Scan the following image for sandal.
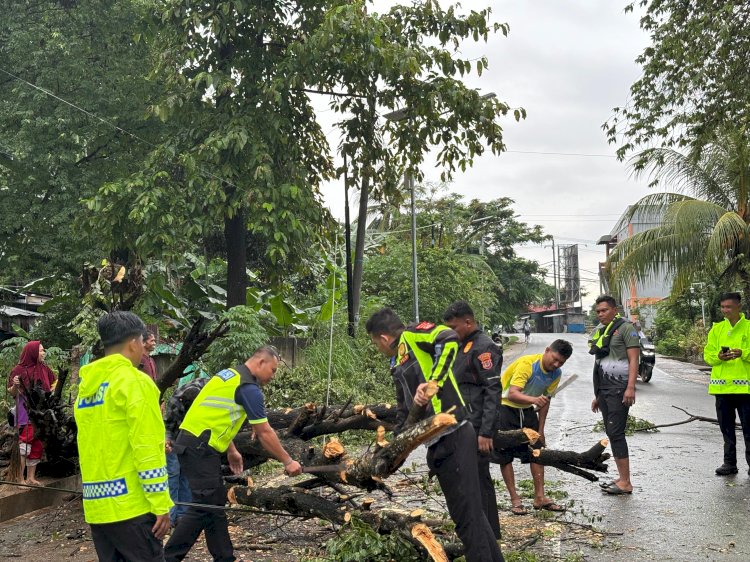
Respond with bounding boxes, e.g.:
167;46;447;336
510;503;528;516
533;500;566;512
602;483;632;495
598;480;618;489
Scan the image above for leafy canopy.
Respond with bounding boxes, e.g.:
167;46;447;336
605;1;750;158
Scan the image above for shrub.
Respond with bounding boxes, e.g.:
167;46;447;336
310;517;421;562
266;324;392;409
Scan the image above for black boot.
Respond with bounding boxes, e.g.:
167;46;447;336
715;463;738;475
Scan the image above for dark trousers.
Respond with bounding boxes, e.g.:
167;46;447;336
477;451;501;540
597;388;630;458
427;423;504;562
164;433;234;562
715;394;750;467
90;513;164;562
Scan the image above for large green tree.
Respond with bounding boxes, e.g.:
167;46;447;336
608;128;750;302
85;1;519;313
0;0;166;279
84;0;335;307
605;1;750;158
293;1;520;323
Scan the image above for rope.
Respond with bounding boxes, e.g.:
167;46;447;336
0;480;300;518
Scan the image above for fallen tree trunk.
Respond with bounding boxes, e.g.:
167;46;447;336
271;402;400;439
531;439;610;482
234;413;458;491
228;481;454;561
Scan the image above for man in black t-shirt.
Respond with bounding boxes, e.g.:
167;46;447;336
443;301;503;539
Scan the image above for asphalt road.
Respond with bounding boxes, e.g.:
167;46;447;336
511;332;750;561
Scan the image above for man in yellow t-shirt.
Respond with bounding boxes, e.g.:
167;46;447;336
498;340;572;515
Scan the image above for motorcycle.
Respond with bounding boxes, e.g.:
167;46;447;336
639;337;655;382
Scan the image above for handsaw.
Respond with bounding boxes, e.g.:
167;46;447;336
533;373;578;411
301;464;348;474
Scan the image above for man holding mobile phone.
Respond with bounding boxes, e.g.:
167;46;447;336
704;292;750;476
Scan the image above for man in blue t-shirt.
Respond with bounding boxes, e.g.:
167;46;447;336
164;347;301;562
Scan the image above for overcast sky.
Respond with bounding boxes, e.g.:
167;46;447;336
313;1;654;308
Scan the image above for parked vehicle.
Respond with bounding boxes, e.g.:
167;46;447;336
639;337;655;382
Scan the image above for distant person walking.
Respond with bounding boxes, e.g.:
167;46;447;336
523;319;531;343
704;292;750;476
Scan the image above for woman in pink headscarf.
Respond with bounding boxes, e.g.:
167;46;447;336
7;341;56;484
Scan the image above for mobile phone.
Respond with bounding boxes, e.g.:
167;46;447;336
721;346;730;353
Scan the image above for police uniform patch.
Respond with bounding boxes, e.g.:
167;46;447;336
464;341;473;353
216;369;237;382
398;342;406;358
478;352;493;370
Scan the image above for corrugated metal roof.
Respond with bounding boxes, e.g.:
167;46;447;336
0;305;42;317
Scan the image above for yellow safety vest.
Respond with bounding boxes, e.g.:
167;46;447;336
180;368;262;453
704;314;750;395
74;354;172;524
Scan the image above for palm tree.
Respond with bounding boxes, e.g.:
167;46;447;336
608;129;750;303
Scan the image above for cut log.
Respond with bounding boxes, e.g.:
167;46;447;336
531;439;610;481
412;524;450;562
493;428;540;451
404;380;439;426
341;413;457;490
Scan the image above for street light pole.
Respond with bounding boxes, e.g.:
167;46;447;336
384;91;496;322
408;170;419;321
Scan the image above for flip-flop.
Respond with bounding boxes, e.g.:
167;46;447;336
510;503;528;515
598;480;618;489
602;483;632;495
533;501;566;512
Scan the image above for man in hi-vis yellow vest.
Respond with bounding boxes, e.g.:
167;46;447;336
75;311;172;561
165;346;302;562
704;292;750;476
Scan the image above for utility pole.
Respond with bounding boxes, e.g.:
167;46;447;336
551;239;560;309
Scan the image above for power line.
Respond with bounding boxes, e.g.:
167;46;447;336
505;149;616;158
0;66;242;192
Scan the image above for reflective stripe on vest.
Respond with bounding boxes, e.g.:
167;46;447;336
400;325;464;414
180;368;249;453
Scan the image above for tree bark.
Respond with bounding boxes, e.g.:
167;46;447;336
224;206;247;308
530;439;610;481
156;317;229;395
268;402;400;439
351;171;370;325
228;482;453;561
493;427;540;451
234;413;458;491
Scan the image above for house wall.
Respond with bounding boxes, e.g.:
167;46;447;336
609;206;672;328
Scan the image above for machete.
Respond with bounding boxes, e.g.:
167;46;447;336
533;373;579;411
